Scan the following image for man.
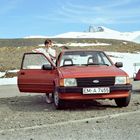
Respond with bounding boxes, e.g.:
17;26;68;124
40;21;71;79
32;39;56;104
44;39;56;103
44;39;56;61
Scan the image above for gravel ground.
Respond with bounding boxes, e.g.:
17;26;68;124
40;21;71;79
1;110;139;140
0;83;140;140
0;93;139;130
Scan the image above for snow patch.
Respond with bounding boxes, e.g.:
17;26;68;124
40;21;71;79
0;77;17;85
106;52;140;77
0;72;5;77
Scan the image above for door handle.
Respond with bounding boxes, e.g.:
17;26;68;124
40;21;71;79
20;72;25;75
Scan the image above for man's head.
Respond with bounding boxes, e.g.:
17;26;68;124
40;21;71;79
44;39;52;48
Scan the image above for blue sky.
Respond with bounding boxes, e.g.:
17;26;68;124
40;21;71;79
0;0;140;38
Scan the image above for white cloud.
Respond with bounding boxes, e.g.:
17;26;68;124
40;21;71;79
32;0;140;26
49;0;140;25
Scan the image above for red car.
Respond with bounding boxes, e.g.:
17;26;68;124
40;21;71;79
134;69;140;81
18;50;132;109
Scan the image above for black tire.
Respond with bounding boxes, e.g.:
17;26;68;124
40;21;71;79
115;92;131;107
53;88;64;109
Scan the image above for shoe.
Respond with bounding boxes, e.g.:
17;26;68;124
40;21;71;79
45;93;53;104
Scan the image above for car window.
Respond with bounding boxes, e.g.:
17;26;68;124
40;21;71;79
59;51;112;67
98;52;112;66
22;53;50;69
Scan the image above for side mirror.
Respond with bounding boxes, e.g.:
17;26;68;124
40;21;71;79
115;62;123;68
42;64;54;70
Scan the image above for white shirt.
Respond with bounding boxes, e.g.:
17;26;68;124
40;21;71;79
32;47;56;61
47;47;56;60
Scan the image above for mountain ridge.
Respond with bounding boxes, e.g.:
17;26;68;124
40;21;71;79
24;26;140;43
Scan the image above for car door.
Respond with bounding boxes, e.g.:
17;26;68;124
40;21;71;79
18;53;57;93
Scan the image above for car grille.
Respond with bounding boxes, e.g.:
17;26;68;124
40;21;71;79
76;77;115;87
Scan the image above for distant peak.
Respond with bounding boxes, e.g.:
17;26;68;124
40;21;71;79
24;35;48;39
88;25;119;33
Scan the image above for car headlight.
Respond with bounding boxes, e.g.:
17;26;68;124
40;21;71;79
115;76;130;84
60;78;77;87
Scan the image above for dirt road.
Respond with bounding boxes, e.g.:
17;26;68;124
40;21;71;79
0;83;140;140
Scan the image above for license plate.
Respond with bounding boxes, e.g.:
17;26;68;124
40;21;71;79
83;87;110;94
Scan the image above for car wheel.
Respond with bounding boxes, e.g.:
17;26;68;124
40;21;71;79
115;92;131;107
53;88;64;109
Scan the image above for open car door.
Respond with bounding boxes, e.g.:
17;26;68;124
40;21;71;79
18;53;57;93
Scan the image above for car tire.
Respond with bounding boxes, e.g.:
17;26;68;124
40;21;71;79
53;88;64;109
115;92;131;107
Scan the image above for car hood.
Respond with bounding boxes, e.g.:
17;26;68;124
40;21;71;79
58;65;128;78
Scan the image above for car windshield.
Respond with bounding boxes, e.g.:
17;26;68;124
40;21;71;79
59;51;112;67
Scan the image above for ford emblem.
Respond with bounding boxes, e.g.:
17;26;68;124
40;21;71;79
93;80;99;83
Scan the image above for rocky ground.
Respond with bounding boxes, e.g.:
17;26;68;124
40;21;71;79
0;93;139;130
0;84;140;140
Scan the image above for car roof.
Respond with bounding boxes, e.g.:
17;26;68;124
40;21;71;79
61;49;104;53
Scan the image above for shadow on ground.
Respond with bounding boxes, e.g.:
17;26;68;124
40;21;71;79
0;95;117;112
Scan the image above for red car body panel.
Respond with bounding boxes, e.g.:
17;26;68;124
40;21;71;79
59;91;129;100
134;69;140;81
58;66;126;78
18;69;57;93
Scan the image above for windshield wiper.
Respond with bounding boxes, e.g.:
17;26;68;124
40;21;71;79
61;64;78;67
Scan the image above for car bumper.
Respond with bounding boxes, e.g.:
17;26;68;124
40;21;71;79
57;84;132;100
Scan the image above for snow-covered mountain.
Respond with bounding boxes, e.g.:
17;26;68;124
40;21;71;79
53;26;140;43
24;35;48;38
24;26;140;43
